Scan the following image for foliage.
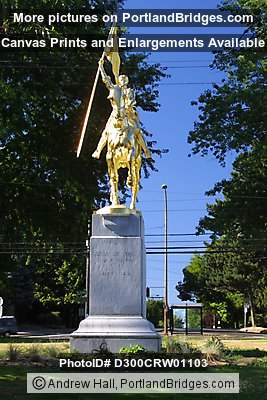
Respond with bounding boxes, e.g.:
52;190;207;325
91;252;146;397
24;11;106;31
209;302;228;323
176;253;249;328
162;336;197;354
26;344;42;362
146;299;163;328
6;344;20;361
2;341;69;361
34;258;84;306
187;309;201;329
43;345;63;358
119;344;146;354
176;255;202;302
188;0;267;165
172;313;184;329
199;143;267;242
254;357;267;368
184;0;267;328
202;336;225;362
0;0;167;323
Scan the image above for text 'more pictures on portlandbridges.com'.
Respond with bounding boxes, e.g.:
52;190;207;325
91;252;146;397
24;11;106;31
0;0;266;399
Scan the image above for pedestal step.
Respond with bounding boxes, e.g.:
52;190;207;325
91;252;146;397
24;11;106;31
70;316;161;353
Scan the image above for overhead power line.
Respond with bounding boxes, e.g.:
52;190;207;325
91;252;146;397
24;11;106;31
145;233;211;237
148;60;213;63
0;249;264;255
146;240;211;244
1;243;267;256
0;64;211;70
143;209;206;212
147;246;210;250
147;250;267;255
159;82;218;85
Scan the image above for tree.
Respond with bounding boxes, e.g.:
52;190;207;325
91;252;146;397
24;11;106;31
176;252;253;328
176;255;203;302
197;144;267;326
0;0;167;242
184;0;267;327
147;299;163;328
0;0;167;323
187;309;201;330
199;142;267;241
188;0;267;165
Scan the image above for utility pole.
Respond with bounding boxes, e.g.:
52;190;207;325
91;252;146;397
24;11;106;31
161;184;169;335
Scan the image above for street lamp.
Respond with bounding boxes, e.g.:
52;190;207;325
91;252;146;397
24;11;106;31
161;184;169;335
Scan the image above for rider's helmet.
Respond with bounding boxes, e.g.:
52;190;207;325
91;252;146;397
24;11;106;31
118;75;129;87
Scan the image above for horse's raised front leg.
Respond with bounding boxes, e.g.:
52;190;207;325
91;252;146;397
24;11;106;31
92;130;108;159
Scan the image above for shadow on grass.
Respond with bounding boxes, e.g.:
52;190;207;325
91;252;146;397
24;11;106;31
0;337;68;344
227;348;267;358
1;365;267;400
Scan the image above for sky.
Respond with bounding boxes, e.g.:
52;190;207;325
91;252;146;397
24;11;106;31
123;0;239;306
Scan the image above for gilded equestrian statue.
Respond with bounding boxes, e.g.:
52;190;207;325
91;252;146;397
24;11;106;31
92;57;151;210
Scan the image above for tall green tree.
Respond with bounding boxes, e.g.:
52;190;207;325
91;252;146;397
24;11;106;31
177;252;253;327
199;143;267;241
0;0;167;322
188;0;267;165
183;0;267;327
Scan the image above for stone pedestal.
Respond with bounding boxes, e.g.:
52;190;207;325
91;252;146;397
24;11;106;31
70;210;161;353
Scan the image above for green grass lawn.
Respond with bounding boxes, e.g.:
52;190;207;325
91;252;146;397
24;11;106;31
0;364;267;400
170;335;267;352
0;336;267;399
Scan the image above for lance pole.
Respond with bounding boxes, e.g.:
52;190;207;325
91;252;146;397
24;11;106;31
76;21;118;158
76;53;105;158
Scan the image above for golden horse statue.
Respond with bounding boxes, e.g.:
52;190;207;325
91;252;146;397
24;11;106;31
92;58;151;210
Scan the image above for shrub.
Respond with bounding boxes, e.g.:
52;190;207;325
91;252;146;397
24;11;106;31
26;344;42;362
44;346;59;358
6;344;20;361
202;336;225;361
119;344;146;354
44;342;69;358
163;337;196;354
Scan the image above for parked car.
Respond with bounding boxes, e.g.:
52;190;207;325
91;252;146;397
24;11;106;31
0;316;18;336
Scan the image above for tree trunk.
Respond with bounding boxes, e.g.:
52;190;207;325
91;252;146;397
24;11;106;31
249;295;255;327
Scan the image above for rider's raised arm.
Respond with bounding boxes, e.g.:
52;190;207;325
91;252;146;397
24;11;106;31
99;59;113;90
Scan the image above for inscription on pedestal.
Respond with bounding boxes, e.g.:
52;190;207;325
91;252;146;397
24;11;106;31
90;237;144;315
